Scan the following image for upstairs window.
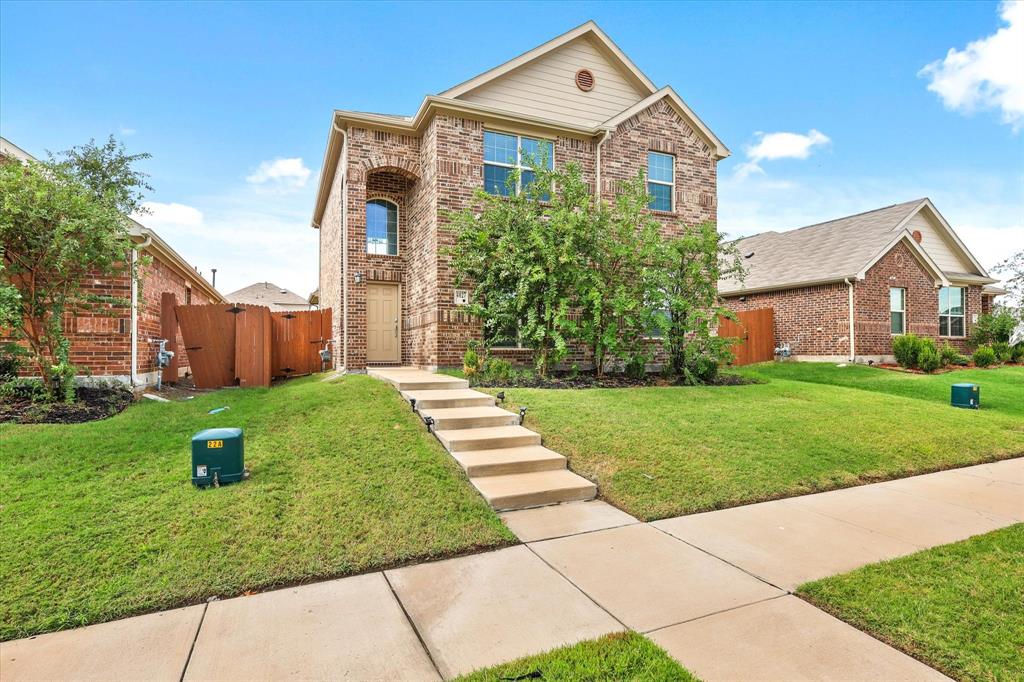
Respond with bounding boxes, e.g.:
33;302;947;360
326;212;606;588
890;287;905;335
647;151;674;212
483;131;553;198
366;199;398;255
939;286;965;337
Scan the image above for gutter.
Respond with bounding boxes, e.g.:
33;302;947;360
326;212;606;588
594;128;611;207
844;277;855;362
332;120;350;371
130;233;153;386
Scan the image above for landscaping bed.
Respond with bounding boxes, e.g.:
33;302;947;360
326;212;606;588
490;363;1024;520
799;524;1024;681
0;374;514;640
455;632;696;682
0;383;133;424
468;368;752;389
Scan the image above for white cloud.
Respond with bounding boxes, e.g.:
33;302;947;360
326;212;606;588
136;201;203;228
919;0;1024;131
245;157;311;190
735;129;831;178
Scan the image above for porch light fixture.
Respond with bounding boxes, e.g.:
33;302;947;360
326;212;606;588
353;272;364;284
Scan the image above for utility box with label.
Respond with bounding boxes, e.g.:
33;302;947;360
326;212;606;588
192;427;245;487
951;383;980;410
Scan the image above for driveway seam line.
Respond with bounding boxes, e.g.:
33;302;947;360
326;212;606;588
178;601;208;682
641;592;790;635
382;570;444;681
511;518;640;543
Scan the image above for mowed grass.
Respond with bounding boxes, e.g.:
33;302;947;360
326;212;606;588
493;364;1024;520
0;375;514;640
455;632;698;681
799;524;1024;682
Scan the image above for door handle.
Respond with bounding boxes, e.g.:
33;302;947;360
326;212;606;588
394;319;398;337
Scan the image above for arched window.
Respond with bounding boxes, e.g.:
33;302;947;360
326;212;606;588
366;199;398;255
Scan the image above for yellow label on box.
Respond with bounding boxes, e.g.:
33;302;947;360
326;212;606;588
207;440;224;449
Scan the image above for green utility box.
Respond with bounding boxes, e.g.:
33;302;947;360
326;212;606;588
191;427;245;487
951;383;980;410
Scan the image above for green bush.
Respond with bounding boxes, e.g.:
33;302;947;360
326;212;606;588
480;357;516;383
951;353;970;366
1012;344;1024;363
972;345;997;368
968;310;1017;348
917;345;941;373
624;356;646;380
892;334;923;368
0;344;24;381
462;348;480;376
990;341;1013;363
939;342;959;367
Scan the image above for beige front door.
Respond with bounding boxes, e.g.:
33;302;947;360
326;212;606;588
367;283;400;363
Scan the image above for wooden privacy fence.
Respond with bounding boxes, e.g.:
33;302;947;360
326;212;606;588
718;307;775;366
175;304;331;389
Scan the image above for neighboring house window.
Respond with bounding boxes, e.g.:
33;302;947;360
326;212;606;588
890;288;905;335
938;286;965;337
647;151;674;212
366;199;398;255
483;131;553;198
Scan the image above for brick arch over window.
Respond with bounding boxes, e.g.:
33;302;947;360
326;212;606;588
360;155;419;182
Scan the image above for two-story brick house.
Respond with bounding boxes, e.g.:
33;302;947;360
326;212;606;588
311;21;729;371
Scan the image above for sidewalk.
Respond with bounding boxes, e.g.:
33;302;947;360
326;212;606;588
3;457;1020;681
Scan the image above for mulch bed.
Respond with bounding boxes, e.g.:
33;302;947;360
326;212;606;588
0;384;134;424
875;362;1021;375
470;371;753;389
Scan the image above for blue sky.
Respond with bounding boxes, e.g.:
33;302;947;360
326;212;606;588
2;1;1022;296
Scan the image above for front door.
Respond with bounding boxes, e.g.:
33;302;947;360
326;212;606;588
367;283;400;363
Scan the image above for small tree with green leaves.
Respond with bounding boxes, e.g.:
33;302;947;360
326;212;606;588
0;136;151;401
448;156;590;377
654;222;746;383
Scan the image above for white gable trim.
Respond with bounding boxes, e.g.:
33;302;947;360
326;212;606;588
440;21;657;99
603;86;730;159
893;198;989;277
856;230;950;286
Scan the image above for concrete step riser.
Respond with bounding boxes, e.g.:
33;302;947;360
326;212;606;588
441;434;541;453
431;415;520;431
413;397;495;410
394;380;470;391
465;457;566;478
480;484;597;511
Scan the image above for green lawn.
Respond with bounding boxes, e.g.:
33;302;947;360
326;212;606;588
799;524;1024;682
0;375;514;640
491;364;1024;520
455;632;697;681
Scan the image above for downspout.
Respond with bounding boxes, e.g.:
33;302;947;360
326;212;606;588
594;129;611;207
844;277;855;362
333;120;349;370
130;233;153;386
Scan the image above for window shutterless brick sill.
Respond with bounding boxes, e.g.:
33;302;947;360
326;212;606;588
366;253;403;260
649;209;679;217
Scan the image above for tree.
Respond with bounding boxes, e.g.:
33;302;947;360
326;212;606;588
0;137;150;401
448;158;590;377
574;171;663;376
992;250;1023;320
654;222;746;383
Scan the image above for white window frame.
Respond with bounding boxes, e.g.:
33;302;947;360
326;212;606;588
365;197;399;256
890;287;906;335
483;131;554;196
938;286;966;338
647;151;675;212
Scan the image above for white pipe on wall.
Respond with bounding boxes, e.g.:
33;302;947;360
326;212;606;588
845;277;855;362
332;120;349;371
129;234;152;386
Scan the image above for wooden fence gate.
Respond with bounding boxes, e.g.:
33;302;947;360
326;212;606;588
718;308;775;366
175;304;331;389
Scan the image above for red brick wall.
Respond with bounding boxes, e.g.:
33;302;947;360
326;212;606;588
724;283;851;358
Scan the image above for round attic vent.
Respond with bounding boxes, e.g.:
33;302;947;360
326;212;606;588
912;230;923;243
575;68;595;92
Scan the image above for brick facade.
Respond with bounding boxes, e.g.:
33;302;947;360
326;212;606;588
723;240;985;361
320;98;720;370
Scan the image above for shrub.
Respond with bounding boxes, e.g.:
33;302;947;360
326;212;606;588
973;345;997;368
938;342;957;366
462;341;481;377
480;357;516;383
917;345;941;373
0;344;23;381
951;353;970;366
990;341;1013;363
624;356;646;380
892;334;923;368
968;310;1017;348
1012;344;1024;363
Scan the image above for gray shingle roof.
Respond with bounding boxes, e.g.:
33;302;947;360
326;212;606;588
720;199;927;294
226;282;309;310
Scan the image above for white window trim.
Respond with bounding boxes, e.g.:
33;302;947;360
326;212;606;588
647;151;675;212
483;131;554;196
365;197;400;256
938;286;966;338
890;287;906;336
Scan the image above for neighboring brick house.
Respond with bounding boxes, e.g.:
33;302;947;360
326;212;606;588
1;137;224;386
720;199;1003;363
311;21;729;371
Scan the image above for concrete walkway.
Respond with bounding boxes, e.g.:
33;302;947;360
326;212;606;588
3;457;1019;681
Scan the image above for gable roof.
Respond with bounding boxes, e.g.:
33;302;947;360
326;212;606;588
719;199;995;295
312;21;729;227
226;282;309;310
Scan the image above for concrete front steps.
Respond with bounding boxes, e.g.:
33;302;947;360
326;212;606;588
368;367;596;511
